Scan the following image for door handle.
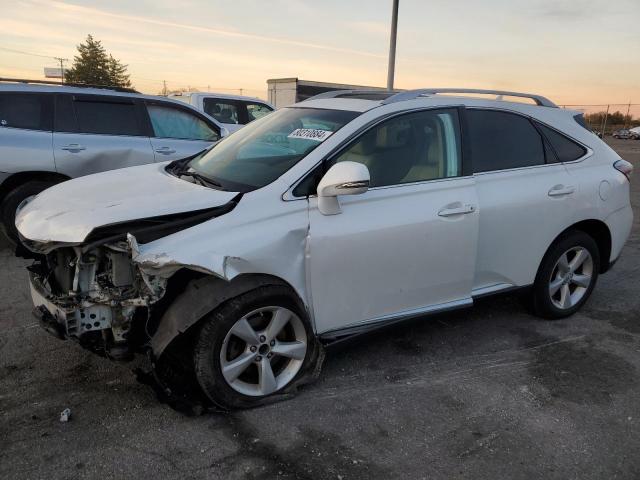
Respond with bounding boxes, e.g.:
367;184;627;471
548;185;575;197
155;147;176;155
60;144;86;152
438;203;476;217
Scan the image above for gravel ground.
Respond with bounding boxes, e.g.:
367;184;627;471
1;139;639;480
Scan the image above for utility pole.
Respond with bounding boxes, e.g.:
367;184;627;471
162;80;167;96
386;0;399;90
54;57;67;84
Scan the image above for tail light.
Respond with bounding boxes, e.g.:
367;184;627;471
614;160;633;181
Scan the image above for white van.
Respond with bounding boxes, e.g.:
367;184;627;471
168;92;274;133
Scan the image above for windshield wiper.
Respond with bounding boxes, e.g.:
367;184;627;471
179;170;225;190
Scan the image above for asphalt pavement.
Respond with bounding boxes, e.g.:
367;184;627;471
1;138;639;479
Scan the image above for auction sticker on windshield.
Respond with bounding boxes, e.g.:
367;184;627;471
287;128;333;142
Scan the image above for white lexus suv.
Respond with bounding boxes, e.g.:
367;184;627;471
16;88;634;410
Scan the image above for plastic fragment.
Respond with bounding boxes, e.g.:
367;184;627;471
59;408;71;422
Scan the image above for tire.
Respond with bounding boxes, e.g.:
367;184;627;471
193;285;321;409
531;230;600;319
0;180;58;246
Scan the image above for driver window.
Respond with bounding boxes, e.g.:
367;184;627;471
333;109;462;188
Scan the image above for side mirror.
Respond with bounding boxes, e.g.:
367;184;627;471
317;161;370;215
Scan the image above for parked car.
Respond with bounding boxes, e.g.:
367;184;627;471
168;92;274;133
629;127;640;139
17;88;633;409
0;82;228;245
612;129;633;139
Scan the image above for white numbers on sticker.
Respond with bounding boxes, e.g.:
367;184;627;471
287;128;333;142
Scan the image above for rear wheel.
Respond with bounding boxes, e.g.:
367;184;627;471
531;231;600;319
0;180;58;246
193;286;320;409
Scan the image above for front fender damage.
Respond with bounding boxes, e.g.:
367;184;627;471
130;233;253;282
127;231;323;413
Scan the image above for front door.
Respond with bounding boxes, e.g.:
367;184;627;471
146;102;221;162
307;108;479;335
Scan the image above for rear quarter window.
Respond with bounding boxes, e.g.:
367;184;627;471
535;122;587;162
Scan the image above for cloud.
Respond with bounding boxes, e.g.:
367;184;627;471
35;0;385;59
532;0;597;20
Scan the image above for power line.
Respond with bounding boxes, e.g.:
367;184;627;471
0;46;59;60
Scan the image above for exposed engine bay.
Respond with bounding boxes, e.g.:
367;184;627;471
29;240;165;359
24;194;241;360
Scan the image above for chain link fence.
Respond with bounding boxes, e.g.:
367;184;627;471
560;104;640;136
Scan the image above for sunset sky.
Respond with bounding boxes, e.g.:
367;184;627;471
1;0;639;110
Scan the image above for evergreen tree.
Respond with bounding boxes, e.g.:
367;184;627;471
65;35;133;88
107;54;132;88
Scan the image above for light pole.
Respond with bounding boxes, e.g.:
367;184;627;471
387;0;399;90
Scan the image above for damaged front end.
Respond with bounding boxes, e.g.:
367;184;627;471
29;239;166;359
26;196;241;360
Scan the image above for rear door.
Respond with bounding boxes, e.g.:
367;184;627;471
0;92;54;173
52;94;154;177
467;108;575;292
145;100;222;161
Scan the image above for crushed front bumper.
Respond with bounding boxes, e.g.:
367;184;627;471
29;272;117;341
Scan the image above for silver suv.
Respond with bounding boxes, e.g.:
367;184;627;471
0;82;226;245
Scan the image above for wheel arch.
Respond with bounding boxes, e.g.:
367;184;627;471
149;271;309;358
543;219;612;275
0;171;71;204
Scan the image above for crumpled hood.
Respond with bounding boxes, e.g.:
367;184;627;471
16;162;239;244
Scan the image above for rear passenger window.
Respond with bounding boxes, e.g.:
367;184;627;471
535;122;587;162
0;93;51;131
73;98;143;136
467;110;545;172
203;99;239;125
332;109;462;188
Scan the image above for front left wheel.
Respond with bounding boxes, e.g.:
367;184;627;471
193;286;320;409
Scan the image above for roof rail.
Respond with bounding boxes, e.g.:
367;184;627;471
304;89;400;101
381;88;557;108
0;77;139;94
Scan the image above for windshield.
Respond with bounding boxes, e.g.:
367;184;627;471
189;107;359;192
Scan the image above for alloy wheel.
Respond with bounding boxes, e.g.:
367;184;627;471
548;246;594;310
219;306;307;396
